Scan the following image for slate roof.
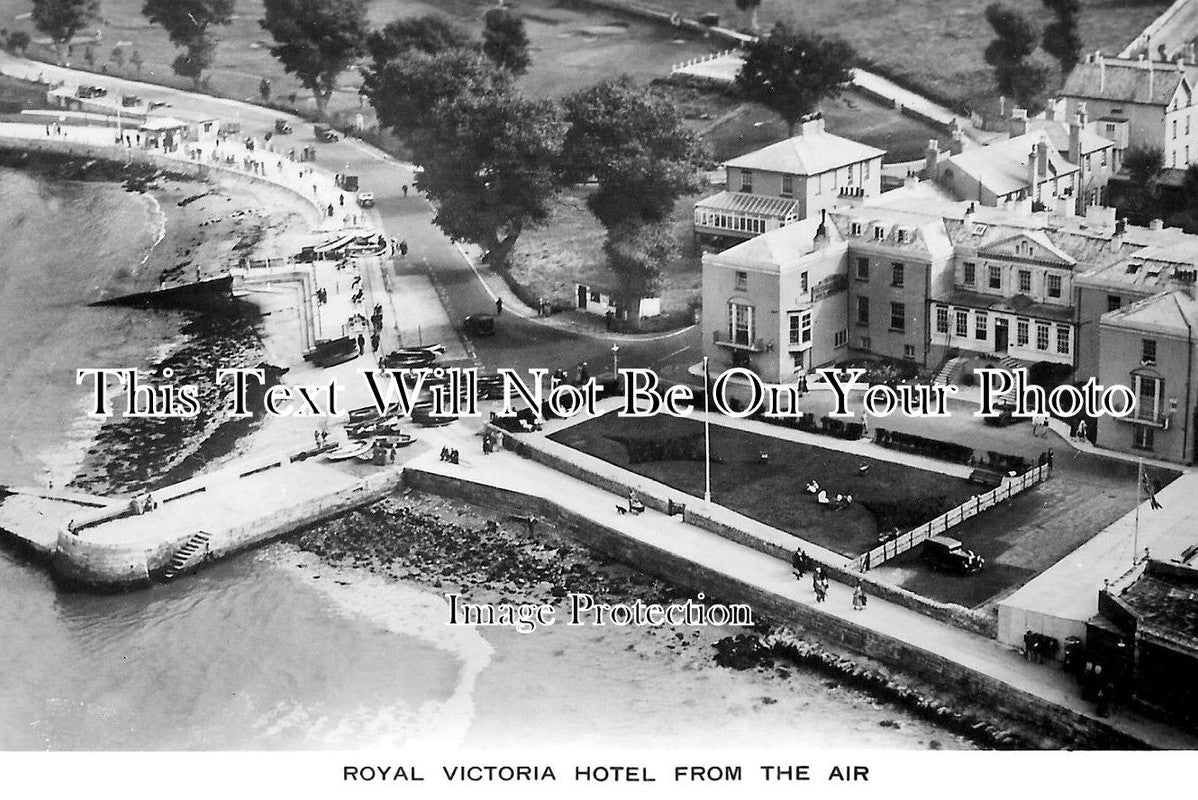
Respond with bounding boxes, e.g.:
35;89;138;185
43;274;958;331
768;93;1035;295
725;132;886;176
1061;58;1193;106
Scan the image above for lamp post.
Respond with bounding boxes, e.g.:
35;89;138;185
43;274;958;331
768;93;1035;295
611;344;619;376
703;355;712;504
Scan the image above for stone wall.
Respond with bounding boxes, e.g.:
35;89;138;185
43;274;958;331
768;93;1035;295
403;467;1141;748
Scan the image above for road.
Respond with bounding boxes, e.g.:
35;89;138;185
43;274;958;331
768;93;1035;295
1122;0;1198;60
0;51;701;382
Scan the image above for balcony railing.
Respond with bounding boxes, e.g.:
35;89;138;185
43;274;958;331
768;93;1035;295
714;330;766;352
1120;406;1171;428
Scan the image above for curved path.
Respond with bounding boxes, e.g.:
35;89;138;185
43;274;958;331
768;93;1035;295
0;51;701;380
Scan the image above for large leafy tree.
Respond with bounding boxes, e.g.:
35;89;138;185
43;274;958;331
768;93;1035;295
603;221;674;308
1042;0;1082;75
984;3;1051;111
365;48;512;138
735;0;763;33
361;14;477;101
481;6;530;76
260;0;368;118
736;24;856;136
417;88;566;266
561;76;705;228
561;77;704;304
30;0;99;64
142;0;234;89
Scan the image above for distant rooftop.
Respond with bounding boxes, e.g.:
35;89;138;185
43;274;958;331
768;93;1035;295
1102;288;1198;337
724;116;886;176
1115;561;1198;651
944;133;1077;198
1061;55;1195;106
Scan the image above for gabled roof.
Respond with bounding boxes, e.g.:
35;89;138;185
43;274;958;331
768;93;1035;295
978;230;1078;266
1025;118;1113;155
1061;57;1194;107
944;133;1078;198
707;215;843;273
724;132;885;176
1102;289;1198;337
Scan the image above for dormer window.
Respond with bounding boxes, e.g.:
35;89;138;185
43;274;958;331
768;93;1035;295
1126;262;1141;274
972;223;987;235
873;225;885;240
896;228;909;244
850;221;862;236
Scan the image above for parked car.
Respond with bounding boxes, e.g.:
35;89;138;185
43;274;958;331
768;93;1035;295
463;313;495;337
921;536;985;574
357;191;375;208
274;118;293;135
314;123;339;142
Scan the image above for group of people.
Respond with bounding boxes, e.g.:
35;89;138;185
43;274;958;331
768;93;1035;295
312;429;330;448
805;479;854;511
439;447;461;465
792;549;868;610
1022;630;1060;664
482;429;500;455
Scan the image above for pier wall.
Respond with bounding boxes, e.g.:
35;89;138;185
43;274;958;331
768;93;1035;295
51;458;403;590
404;466;1142;749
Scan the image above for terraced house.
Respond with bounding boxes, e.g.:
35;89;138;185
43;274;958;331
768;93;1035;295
1060;53;1198;170
693;116;884;247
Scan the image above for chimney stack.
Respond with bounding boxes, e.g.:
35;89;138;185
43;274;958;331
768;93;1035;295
950;129;966;155
1069;113;1083;166
924;138;939;175
1009;107;1029;138
1098;52;1106;93
1037;137;1050;178
1150;218;1165;231
1027;145;1038;194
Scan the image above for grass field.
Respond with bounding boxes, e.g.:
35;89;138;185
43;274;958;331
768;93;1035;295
638;0;1168;111
550;413;980;557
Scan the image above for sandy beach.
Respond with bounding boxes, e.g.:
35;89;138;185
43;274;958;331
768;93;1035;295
54;166;320;496
292;490;975;750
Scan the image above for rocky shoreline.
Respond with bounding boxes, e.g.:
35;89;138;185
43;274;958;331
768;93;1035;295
294;489;975;750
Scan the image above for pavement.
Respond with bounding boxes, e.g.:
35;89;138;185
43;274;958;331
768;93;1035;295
407;421;1198;750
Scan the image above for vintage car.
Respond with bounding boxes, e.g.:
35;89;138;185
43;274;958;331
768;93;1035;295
921;536;985;574
462;313;496;337
357;191;375;208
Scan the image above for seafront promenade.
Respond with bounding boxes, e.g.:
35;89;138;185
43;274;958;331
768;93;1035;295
400;413;1198;750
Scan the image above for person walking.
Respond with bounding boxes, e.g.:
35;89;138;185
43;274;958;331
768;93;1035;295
812;569;828;604
356;333;365;354
399;240;408;257
852;581;867;611
495;296;503;316
402;184;409;197
791;548;807;580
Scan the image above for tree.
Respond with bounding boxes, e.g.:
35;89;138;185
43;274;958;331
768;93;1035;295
365;13;475;63
130;48;144;74
735;0;763;33
31;0;100;64
482;6;530;76
603;221;674;309
416;87;567;266
360;14;476;101
365;47;512;138
7;30;32;54
142;0;234;89
1116;146;1165;226
736;24;856;136
1042;0;1082;74
984;3;1041;103
1007;50;1054;113
109;44;125;70
561;76;705;228
260;0;369;118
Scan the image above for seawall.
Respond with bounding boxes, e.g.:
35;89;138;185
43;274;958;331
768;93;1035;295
404;466;1143;749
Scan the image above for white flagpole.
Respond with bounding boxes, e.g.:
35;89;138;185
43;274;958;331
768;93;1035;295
703;355;712;504
1134;458;1142;566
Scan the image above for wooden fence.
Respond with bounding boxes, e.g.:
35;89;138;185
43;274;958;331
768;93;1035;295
853;464;1051;571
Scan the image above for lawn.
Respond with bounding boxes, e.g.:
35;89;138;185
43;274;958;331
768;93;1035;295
550;413;980;557
635;0;1169;111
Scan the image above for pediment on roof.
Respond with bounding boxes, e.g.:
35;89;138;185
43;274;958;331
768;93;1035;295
979;232;1076;265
